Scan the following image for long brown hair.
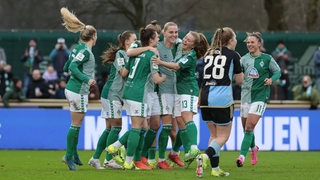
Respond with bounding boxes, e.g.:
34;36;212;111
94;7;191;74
189;31;209;59
101;31;135;64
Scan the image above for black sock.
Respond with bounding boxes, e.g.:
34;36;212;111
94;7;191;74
205;147;219;168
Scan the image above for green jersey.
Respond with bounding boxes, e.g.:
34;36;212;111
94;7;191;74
176;49;199;96
122;51;159;103
241;52;281;103
101;50;128;101
157;40;182;94
64;42;95;95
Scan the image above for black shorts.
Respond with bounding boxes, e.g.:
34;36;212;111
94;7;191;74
200;105;234;125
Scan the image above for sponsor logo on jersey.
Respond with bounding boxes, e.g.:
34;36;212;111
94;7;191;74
152;63;159;70
75;53;85;61
117;58;125;66
180;57;188;64
205;80;217;86
248;68;259;78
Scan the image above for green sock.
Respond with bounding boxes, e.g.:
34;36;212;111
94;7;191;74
185;121;198;147
93;129;110;159
66;125;80;160
119;130;130;145
148;146;156;160
158;124;172;159
180;128;190;153
105;126;121;161
72;126;80;157
250;133;255;149
141;128;157;157
126;128;141;157
134;128;146;161
172;129;182;152
240;130;254;157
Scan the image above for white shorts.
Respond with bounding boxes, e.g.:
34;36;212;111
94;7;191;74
159;93;175;115
65;89;88;113
123;99;148;118
174;94;198;117
147;92;161;117
100;97;123;119
240;101;267;118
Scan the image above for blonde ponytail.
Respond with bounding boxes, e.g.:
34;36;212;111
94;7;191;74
60;7;86;33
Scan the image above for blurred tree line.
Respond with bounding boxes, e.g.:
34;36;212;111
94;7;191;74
0;0;320;32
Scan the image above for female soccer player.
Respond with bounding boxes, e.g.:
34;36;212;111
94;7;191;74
152;31;209;167
88;31;137;169
236;32;281;167
196;27;243;177
60;7;97;171
107;28;166;170
140;22;184;169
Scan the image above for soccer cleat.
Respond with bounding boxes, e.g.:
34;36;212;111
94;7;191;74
184;149;200;168
88;157;104;170
236;156;244;167
118;146;126;160
196;154;204;177
106;144;119;155
251;146;259;165
185;149;200;162
104;159;123;169
113;155;124;165
141;156;148;164
141;157;154;169
168;152;185;167
62;156;77;171
74;154;83;166
123;162;135;170
157;160;173;170
134;161;153;170
184;154;193;169
148;160;157;168
211;169;230;177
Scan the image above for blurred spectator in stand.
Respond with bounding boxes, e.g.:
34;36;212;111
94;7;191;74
54;78;67;99
0;47;6;63
271;40;291;100
313;46;320;91
42;64;59;83
0;60;13;98
292;75;319;110
2;78;26;108
26;69;50;98
49;37;70;78
21;39;43;94
89;83;100;100
42;64;59;98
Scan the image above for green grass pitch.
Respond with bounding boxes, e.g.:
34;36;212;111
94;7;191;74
0;150;319;180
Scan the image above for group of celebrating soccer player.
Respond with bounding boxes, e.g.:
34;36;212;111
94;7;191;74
60;7;281;177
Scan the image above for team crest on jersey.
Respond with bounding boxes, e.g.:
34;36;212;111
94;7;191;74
75;53;85;61
180;57;188;64
260;60;264;67
117;58;125;66
152;63;159;70
248;68;259;78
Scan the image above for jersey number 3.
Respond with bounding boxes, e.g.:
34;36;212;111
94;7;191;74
203;55;226;80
